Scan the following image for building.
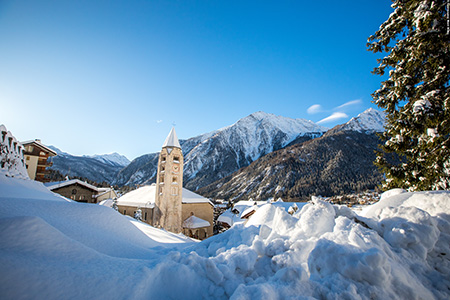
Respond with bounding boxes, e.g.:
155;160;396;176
153;127;184;233
46;179;118;203
115;128;214;239
22;139;57;182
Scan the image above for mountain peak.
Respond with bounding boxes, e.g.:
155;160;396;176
340;108;386;133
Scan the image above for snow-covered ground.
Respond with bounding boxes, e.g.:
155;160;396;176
1;173;449;299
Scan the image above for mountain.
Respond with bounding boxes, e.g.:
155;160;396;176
48;147;124;184
113;112;328;189
335;108;385;133
113;153;160;186
182;111;328;190
197;129;384;201
86;153;130;167
47;109;385;196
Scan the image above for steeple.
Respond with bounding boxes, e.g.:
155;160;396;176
153;127;184;233
162;127;181;149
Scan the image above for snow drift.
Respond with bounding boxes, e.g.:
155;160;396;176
1;173;449;299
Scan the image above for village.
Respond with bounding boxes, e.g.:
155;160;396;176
11;125;383;240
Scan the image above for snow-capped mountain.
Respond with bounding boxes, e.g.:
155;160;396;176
114;111;327;188
181;111;327;190
48;146;125;183
338;108;386;132
86;153;130;167
199;130;384;201
47;109;385;194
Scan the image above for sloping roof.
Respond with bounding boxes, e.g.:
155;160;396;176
46;179;98;192
162;127;181;149
181;188;213;205
183;215;210;229
116;185;155;208
21;140;57;156
116;184;211;208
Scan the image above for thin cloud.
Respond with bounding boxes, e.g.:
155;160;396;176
335;99;362;111
156;120;163;124
307;104;322;114
317;112;348;124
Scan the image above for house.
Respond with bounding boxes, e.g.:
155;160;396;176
115;128;214;240
46;179;117;203
22;139;57;182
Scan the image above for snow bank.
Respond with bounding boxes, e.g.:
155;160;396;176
145;191;449;299
1;173;449;300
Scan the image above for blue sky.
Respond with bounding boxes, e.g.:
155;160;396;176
0;0;392;160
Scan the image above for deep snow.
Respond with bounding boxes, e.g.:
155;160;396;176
1;172;449;299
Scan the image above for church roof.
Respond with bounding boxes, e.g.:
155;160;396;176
162;127;181;149
116;184;213;208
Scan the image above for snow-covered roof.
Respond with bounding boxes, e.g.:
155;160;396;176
116;184;212;208
46;179;99;192
116;185;155;208
99;199;114;208
21;139;57;156
183;215;210;229
162;127;181;149
95;188;116;198
181;188;213;205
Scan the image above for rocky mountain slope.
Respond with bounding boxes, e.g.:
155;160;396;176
113;111;327;188
86;153;130;167
198;130;383;201
198;108;386;201
48;147;125;184
48;108;386;199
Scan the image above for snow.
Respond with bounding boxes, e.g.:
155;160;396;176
116;184;212;208
183;111;328;180
162;127;181;148
183;215;211;229
1;158;449;298
87;152;130;167
340;108;386;132
45;179;98;192
218;200;307;227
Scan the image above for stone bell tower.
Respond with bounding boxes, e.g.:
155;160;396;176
153;127;184;233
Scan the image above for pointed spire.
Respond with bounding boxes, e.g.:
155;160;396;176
162;127;181;149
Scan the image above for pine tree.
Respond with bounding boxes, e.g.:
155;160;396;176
134;208;142;221
368;0;450;191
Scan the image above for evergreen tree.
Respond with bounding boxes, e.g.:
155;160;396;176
112;198;118;211
368;0;450;190
134;208;142;221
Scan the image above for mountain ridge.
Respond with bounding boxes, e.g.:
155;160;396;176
47;108;386;196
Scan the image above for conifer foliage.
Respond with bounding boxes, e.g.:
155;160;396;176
368;0;450;190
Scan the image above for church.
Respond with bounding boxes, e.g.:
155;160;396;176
115;128;214;240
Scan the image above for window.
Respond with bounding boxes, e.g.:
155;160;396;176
172;176;177;183
171;187;178;195
72;189;77;195
160;176;164;183
161;165;165;172
144;212;147;220
174;156;180;162
161;156;166;162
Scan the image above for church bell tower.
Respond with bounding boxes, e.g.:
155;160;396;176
153;127;184;233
